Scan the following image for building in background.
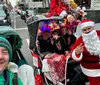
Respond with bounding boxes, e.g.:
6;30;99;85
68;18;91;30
18;0;50;10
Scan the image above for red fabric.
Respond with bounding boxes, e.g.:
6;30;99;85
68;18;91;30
75;54;81;58
32;52;42;68
35;74;43;85
47;0;70;17
70;30;100;69
80;19;94;24
47;53;68;84
88;76;100;85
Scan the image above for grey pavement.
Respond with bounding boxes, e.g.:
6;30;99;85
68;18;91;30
10;11;27;29
15;16;27;28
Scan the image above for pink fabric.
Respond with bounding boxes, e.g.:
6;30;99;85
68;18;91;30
47;53;67;84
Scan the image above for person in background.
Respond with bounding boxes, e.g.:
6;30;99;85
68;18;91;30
51;29;70;55
71;19;100;85
0;36;23;85
24;10;29;18
46;0;84;22
59;22;76;48
38;30;54;53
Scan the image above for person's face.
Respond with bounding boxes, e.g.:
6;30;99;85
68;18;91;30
52;32;59;40
0;47;9;74
43;31;50;40
60;27;67;35
82;26;94;34
52;32;58;36
67;14;75;24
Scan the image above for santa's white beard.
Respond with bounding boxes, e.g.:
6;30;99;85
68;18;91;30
82;30;100;56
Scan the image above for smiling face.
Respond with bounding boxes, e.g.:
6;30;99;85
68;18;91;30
82;26;94;34
0;47;9;74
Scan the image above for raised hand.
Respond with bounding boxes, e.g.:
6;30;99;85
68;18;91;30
75;43;84;55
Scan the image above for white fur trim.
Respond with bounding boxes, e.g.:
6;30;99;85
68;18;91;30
80;65;100;77
59;10;67;18
81;21;94;29
7;62;18;73
72;49;83;61
44;72;52;81
42;59;50;72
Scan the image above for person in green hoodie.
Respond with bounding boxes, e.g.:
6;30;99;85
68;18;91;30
0;36;23;85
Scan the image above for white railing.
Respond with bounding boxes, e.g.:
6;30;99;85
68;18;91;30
91;0;100;10
28;2;43;9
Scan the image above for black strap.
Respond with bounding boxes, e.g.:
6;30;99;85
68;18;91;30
4;70;10;85
4;71;18;85
12;73;18;85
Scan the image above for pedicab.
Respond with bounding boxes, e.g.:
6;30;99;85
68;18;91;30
27;15;88;85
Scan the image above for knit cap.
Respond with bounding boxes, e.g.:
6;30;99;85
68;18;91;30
0;37;12;61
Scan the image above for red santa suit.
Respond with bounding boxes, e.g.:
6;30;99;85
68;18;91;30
47;0;82;17
71;20;100;85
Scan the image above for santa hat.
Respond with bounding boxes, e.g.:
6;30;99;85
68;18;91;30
80;19;94;30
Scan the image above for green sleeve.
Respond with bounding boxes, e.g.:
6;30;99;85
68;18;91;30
8;71;23;85
18;77;23;85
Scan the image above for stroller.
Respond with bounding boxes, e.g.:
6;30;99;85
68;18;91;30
27;15;88;85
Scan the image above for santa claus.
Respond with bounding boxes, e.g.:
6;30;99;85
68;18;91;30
71;19;100;85
46;0;84;18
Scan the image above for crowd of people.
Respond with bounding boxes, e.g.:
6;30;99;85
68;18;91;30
38;21;77;56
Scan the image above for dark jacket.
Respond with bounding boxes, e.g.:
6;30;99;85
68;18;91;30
52;37;70;54
38;38;54;53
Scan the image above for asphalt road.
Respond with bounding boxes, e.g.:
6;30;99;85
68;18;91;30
10;11;27;29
